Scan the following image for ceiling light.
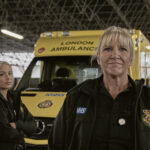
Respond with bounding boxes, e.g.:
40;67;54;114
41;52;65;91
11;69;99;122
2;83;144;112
1;29;24;40
146;46;150;50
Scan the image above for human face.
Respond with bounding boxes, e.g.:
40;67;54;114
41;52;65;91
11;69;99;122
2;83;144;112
97;41;131;77
0;64;14;90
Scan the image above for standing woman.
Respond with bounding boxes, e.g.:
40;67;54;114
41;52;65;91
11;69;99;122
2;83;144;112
0;61;37;150
48;26;150;150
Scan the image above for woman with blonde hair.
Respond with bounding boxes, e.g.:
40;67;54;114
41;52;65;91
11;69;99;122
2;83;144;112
0;61;37;150
48;26;150;150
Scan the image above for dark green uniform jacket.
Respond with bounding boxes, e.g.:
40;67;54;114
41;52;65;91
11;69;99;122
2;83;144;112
48;76;150;150
0;90;37;150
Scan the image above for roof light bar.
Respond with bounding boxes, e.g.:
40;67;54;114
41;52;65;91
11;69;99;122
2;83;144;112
1;29;24;40
62;31;70;36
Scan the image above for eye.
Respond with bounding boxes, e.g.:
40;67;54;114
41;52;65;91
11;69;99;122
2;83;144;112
103;47;111;51
0;73;4;77
8;72;13;76
120;47;127;51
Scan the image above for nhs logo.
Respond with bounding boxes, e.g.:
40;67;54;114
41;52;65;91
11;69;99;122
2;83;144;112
76;107;87;114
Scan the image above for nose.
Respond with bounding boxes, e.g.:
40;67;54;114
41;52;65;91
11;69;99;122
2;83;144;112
5;73;11;80
111;47;120;58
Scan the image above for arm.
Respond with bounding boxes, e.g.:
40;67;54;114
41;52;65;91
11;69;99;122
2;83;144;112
0;104;24;144
48;104;67;150
48;92;76;150
16;102;37;136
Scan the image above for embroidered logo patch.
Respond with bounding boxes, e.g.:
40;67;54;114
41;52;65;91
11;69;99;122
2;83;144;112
142;109;150;127
76;107;87;114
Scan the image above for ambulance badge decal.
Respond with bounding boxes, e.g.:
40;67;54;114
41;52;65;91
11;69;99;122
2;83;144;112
38;100;53;108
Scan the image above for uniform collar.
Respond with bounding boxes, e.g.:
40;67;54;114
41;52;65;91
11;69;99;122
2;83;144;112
78;74;143;95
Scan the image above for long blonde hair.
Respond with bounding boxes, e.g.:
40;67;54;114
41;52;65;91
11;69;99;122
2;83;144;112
0;61;11;67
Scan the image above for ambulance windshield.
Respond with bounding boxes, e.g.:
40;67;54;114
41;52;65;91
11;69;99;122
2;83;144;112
19;56;101;92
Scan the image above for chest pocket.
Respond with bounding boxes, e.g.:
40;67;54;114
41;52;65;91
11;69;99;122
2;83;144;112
74;105;96;125
75;107;88;121
74;93;95;122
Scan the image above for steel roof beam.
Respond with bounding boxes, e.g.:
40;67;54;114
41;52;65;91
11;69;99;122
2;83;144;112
106;0;132;29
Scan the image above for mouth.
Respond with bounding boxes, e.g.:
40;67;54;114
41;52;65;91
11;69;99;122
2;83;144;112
109;62;122;65
5;82;12;85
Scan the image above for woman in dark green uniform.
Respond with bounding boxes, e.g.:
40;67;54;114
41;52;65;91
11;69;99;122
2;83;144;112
0;61;37;150
48;26;150;150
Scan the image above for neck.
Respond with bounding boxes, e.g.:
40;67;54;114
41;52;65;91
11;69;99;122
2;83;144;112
0;89;8;100
103;74;128;99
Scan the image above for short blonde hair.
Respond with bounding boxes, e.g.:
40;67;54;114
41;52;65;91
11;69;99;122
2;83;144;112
92;26;134;63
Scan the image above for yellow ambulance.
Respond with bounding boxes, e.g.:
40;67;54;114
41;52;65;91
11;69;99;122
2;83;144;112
15;30;150;149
